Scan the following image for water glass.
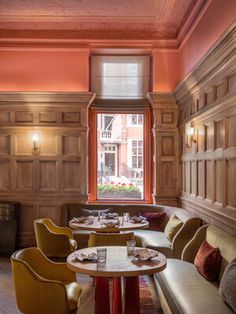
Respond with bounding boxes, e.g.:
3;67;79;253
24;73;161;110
87;215;94;224
97;248;107;264
123;212;129;222
127;240;136;257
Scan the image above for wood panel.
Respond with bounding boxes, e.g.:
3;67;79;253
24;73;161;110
227;159;236;208
62;161;80;191
0;135;10;154
0;92;95;247
0;159;10;191
16;160;34;190
215;160;223;205
39;161;57;191
176;23;236;235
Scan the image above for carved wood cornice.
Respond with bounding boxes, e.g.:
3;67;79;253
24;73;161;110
0;92;96;105
174;21;236;102
147;92;177;109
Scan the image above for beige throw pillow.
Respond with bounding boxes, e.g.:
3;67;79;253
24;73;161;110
164;215;183;242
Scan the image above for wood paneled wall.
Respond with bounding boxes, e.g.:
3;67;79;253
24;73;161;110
147;93;178;206
0;92;95;247
175;23;236;236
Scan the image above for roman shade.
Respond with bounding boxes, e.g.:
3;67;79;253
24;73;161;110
91;55;150;99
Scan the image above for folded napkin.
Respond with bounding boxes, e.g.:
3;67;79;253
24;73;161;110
134;248;158;260
129;216;146;223
72;251;97;262
71;216;87;223
100;219;119;228
102;213;118;219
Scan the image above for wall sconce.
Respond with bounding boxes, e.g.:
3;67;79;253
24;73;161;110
186;122;197;148
31;132;41;155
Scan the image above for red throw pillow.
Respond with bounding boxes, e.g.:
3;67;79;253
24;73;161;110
142;212;166;231
194;240;222;281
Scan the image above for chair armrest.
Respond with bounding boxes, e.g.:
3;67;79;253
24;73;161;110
181;224;208;263
171;218;201;259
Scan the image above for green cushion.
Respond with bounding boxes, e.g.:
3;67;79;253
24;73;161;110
164;215;183;242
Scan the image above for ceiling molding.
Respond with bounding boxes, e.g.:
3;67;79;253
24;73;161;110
0;0;209;47
0;37;179;50
177;0;211;46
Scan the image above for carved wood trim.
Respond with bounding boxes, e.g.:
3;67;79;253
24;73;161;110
147;92;178;206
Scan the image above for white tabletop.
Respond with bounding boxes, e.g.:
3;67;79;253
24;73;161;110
69;216;149;232
67;246;167;277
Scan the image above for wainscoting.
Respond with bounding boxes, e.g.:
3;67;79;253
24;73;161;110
175;23;236;236
0;92;95;246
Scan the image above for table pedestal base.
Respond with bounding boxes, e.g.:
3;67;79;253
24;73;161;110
95;276;140;314
95;277;110;314
124;277;140;314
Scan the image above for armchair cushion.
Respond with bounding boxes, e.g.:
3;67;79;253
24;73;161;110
194;240;222;281
164;215;183;242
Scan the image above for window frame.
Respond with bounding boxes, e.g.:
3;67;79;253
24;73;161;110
88;108;152;203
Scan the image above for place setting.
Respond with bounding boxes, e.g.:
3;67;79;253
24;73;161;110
70;247;108;267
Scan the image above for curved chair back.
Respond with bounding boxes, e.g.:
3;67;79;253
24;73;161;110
11;248;76;314
88;232;135;247
34;218;75;257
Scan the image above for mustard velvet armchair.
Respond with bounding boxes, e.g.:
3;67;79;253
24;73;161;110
88;232;135;247
11;247;82;314
34;218;77;258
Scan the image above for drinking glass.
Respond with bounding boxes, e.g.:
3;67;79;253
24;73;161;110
87;215;94;224
97;248;107;264
127;240;136;257
123;212;129;222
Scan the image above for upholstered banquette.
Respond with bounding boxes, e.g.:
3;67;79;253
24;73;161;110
62;203;201;259
155;224;236;314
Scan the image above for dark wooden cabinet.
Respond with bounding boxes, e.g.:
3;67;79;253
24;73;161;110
0;202;19;255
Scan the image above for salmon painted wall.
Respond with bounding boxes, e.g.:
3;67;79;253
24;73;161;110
0;1;235;92
0;49;89;91
179;0;236;82
152;50;180;92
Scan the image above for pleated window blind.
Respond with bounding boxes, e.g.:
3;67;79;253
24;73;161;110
91;55;150;99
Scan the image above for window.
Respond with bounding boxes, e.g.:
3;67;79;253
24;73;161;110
97;113;144;200
127;114;143;126
131;140;143;169
89;55;152;202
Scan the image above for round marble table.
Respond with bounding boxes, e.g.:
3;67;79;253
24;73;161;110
69;216;149;233
67;246;167;314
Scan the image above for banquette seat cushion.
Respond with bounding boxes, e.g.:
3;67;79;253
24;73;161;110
156;259;233;314
62;203;201;259
155;224;236;314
